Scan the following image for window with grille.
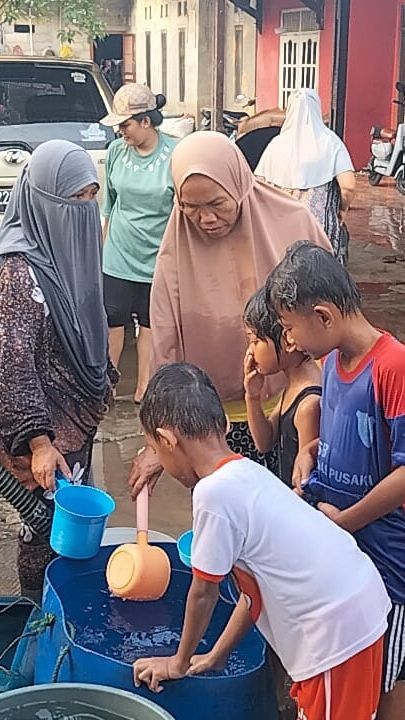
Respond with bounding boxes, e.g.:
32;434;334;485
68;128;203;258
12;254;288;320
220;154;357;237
282;8;318;32
279;8;319;109
178;29;186;102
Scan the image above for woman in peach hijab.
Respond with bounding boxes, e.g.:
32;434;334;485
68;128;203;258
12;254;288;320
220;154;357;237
129;131;330;493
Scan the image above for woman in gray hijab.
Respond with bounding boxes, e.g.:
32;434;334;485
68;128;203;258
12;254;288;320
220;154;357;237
0;139;116;598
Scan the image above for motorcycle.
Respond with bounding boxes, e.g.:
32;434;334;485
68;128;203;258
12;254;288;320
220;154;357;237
200;96;256;139
368;81;405;195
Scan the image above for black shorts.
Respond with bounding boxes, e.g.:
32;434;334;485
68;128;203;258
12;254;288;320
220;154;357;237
103;274;151;329
383;604;405;693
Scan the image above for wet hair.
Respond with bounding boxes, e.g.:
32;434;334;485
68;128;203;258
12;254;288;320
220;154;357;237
266;241;361;315
132;93;166;128
140;362;227;441
243;287;283;357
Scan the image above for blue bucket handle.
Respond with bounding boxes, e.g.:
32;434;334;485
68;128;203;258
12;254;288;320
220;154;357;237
54;471;71;490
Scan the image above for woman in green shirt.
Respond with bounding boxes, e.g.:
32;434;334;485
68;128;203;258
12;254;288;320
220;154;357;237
101;84;176;403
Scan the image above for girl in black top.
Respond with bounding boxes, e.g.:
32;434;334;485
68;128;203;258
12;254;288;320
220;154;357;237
243;287;321;489
243;286;322;720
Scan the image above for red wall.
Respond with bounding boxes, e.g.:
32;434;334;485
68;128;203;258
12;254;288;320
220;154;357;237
344;0;400;168
392;4;403;127
256;0;336;116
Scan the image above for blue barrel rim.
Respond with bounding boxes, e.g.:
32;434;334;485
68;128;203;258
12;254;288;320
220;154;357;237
44;548;268;682
54;485;116;519
0;682;176;718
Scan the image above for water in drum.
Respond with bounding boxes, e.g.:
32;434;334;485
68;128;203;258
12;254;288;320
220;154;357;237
61;568;253;676
3;702;130;720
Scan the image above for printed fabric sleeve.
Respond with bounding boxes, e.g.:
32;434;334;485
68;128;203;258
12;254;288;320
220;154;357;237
192;504;244;583
0;262;54;456
103;143;117;218
373;342;405;468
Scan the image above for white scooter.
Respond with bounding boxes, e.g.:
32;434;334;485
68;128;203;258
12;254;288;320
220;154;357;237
368;81;405;195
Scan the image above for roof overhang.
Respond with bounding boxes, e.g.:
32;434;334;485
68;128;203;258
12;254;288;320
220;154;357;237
229;0;325;32
301;0;325;28
229;0;263;33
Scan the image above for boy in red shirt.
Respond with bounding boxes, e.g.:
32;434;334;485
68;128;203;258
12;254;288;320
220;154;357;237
267;241;405;720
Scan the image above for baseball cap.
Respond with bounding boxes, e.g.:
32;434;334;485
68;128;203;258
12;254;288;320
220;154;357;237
101;83;157;127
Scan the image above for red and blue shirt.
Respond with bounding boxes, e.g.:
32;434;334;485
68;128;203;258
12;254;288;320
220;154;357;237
307;332;405;604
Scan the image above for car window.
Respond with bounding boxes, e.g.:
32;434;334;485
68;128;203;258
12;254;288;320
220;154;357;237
0;62;107;126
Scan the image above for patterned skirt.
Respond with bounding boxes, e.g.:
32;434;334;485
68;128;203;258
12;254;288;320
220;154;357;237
227;421;279;474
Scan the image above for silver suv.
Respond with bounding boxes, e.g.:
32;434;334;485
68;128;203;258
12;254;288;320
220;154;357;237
0;57;114;218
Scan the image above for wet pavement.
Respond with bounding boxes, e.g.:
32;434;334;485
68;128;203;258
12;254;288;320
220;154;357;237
93;395;192;540
347;175;405;342
1;174;404;595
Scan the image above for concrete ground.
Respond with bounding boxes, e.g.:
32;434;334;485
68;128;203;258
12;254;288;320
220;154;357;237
1;174;404;595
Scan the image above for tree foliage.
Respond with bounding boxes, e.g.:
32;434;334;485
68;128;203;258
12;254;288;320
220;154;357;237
0;0;107;43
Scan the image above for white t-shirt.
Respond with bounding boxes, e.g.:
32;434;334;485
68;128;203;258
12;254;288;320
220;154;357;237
192;457;391;682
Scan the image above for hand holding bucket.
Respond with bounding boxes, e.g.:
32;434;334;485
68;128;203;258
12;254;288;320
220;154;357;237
50;474;115;560
106;485;171;600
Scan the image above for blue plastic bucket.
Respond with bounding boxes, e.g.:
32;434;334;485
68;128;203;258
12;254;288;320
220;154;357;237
50;477;115;560
177;532;243;605
177;530;193;568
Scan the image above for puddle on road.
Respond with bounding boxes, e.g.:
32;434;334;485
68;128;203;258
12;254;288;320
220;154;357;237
368;205;405;253
357;281;391;295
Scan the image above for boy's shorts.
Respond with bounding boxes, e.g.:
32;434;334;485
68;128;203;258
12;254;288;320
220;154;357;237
290;636;383;720
383;604;405;693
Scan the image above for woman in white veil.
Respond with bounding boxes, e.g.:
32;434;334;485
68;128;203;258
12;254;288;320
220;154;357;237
256;90;355;264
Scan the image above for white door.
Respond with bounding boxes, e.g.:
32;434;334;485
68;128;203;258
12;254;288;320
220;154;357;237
279;33;319;109
278;9;320;109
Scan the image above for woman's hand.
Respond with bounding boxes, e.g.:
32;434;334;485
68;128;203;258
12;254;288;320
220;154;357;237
338;207;348;225
337;170;356;225
128;446;163;500
29;436;71;491
243;348;264;400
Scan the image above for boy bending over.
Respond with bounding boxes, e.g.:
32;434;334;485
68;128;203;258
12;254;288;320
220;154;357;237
134;362;390;720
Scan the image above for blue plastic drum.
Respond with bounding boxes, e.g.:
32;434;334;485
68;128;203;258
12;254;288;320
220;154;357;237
36;545;278;720
50;477;115;560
